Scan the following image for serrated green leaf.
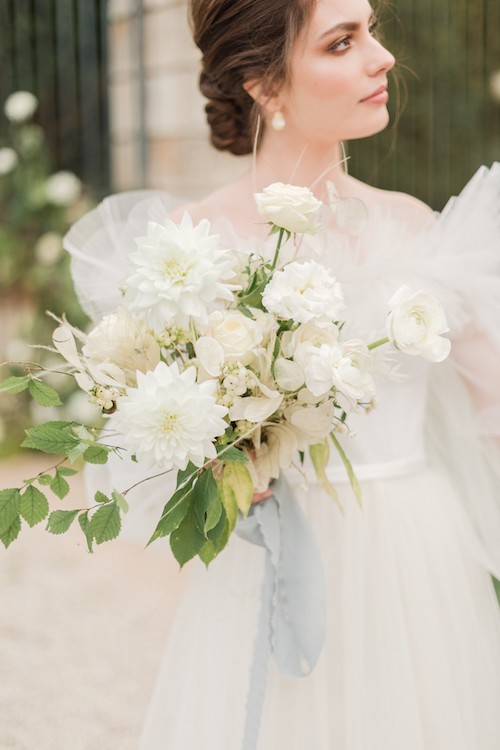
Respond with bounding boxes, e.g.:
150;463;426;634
22;421;78;455
46;509;79;534
20;486;49;527
147;481;195;546
112;490;129;513
38;474;53;486
72;424;95;442
78;513;93;553
169;502;206;567
216;445;249;462
57;467;77;477
89;502;121;544
66;442;88;463
27;379;62;407
94;490;109;504
221;462;254;518
175;462;197;489
83;445;109;464
0;515;22;548
0;488;21;535
0;375;31;394
50;470;70;500
194;469;222;536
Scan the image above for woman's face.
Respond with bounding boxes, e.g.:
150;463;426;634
279;0;396;145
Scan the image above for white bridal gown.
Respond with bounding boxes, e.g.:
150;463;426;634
64;165;500;750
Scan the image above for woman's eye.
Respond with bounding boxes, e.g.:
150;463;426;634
328;36;351;53
369;20;379;37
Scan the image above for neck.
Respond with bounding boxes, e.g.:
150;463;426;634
249;130;352;200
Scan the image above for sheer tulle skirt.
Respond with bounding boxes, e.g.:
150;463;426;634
139;465;500;750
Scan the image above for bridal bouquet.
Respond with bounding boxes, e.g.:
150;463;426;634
0;183;451;564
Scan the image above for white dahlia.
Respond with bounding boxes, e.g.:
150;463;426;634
125;213;238;331
262;261;345;324
113;361;228;470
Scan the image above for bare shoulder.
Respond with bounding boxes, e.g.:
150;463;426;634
344;176;435;230
169;179;251;225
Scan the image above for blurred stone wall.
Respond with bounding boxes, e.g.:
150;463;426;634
107;0;249;199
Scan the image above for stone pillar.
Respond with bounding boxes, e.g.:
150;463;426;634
107;0;249;199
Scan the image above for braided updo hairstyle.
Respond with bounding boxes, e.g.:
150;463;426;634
188;0;314;155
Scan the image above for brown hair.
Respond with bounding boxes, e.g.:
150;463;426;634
188;0;314;155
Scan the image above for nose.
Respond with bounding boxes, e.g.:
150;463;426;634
366;37;396;76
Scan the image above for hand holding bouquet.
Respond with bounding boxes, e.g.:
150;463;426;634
0;183;451;564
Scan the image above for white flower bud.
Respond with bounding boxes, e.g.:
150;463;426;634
4;91;38;122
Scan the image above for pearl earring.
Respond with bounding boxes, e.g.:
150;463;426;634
271;108;286;131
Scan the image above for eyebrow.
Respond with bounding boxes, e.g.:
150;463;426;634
318;15;376;41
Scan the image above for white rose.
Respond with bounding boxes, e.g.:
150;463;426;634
34;232;63;265
201;309;264;365
262;261;345;324
45;170;82;206
82;308;161;384
387;285;451;362
281;319;339;358
0;147;18;175
254;182;325;234
4;91;38;122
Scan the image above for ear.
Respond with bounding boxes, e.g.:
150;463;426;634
243;78;281;116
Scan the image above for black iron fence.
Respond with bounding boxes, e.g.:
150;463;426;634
0;0;110;196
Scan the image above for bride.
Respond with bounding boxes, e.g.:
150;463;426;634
65;0;500;747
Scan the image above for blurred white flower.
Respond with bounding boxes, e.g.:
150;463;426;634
254;183;325;234
4;90;38;122
125;213;238;331
82;308;161;385
34;232;63;265
45;170;82;206
263;261;345;324
113;361;228;470
0;147;18;175
489;70;500;104
387;285;451;362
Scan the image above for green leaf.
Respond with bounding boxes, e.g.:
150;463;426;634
175;462;197;489
0;488;21;535
0;515;22;548
194;469;222;536
72;424;95;442
83;445;109;464
20;486;49;527
219;479;239;535
89;502;121;544
27;379;62;407
22;421;78;455
147;481;195;546
216;445;249;462
0;375;31;394
112;490;129;513
169;502;206;567
94;490;109;504
50;470;70;500
57;467;78;477
330;432;362;509
46;509;80;534
221;462;254;518
78;513;94;553
38;474;53;486
199;510;230;566
66;442;88;463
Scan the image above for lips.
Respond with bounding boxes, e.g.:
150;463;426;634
361;84;388;102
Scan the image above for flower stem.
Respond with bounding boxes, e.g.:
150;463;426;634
270;227;286;272
368;337;389;350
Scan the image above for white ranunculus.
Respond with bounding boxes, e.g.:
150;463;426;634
34;232;63;265
387;285;451;362
201;309;264;365
303;339;375;401
254;182;325;234
4;91;38;122
45;170;82;206
82;307;161;385
281;319;339;358
262;261;345;324
274;358;305;391
125;213;238;331
0;147;18;175
113;361;228;470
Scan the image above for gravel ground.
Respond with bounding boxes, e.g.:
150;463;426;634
0;454;188;750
